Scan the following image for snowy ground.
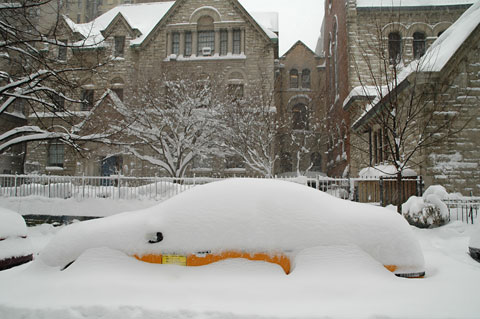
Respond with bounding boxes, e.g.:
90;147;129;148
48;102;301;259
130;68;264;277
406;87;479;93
0;222;478;318
0;182;479;319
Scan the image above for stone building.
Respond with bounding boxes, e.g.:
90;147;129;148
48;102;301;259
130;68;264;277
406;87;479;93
320;0;479;193
274;40;326;176
322;0;473;177
24;0;279;177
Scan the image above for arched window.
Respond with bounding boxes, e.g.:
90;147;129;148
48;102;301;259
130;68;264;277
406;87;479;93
290;69;299;88
197;16;214;56
388;32;402;64
292;103;308;130
301;69;311;89
413;32;426;59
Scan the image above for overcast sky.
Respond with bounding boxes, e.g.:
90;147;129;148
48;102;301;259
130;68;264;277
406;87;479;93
239;0;324;56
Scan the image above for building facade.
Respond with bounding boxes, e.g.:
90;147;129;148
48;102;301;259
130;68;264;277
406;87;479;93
320;0;479;193
24;0;279;177
274;41;326;176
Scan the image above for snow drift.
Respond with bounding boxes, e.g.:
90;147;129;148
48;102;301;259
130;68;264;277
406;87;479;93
39;179;425;276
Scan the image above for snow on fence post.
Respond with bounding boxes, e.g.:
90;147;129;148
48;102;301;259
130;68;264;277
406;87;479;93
155;174;158;200
316;175;320;190
82;174;85;199
379;177;384;207
117;175;121;200
14;174;18;197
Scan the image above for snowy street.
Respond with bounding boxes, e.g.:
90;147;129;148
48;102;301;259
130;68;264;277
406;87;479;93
0;222;479;318
0;179;479;319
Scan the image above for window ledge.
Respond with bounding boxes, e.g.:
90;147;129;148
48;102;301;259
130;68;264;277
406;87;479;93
165;53;246;62
224;168;246;173
46;166;64;171
288;88;311;92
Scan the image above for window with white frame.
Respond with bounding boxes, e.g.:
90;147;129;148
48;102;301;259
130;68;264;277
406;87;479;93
233;29;241;54
48;140;64;167
220;29;228;55
184;31;192;56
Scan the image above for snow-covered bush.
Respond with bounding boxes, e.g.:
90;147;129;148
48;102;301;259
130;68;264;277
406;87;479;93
469;226;480;262
402;185;449;228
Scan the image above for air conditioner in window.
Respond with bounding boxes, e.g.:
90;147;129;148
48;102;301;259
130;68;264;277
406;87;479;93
201;47;212;56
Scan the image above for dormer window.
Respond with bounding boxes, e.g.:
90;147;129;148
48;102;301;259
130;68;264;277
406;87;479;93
114;36;125;57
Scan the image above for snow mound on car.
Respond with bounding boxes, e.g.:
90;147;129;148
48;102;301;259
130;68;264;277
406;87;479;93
39;178;424;275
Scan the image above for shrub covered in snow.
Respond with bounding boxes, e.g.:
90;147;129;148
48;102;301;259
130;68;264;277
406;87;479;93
39;178;425;277
402;185;449;228
469;226;480;262
0;207;33;270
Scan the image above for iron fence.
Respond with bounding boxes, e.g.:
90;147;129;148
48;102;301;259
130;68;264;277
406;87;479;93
443;198;480;224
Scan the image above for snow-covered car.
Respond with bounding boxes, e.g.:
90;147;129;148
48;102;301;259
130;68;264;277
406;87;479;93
39;179;426;278
469;227;480;262
0;207;33;271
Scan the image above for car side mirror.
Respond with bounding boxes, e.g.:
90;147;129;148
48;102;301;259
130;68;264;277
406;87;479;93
148;232;163;244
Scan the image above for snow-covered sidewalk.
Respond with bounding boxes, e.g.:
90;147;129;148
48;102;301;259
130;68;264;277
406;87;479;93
0;221;479;319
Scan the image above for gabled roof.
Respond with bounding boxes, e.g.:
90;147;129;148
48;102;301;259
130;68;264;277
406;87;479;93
64;0;278;48
280;40;319;59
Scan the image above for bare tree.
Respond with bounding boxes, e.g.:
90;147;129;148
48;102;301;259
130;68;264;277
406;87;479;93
0;0;109;160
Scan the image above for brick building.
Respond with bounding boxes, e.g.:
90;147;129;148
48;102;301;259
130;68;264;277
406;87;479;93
320;0;479;193
274;41;326;176
24;0;279;177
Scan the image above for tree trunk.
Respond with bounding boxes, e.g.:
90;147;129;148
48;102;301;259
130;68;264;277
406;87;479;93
396;171;403;214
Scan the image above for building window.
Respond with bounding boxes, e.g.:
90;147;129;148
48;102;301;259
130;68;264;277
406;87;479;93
220;29;228;55
81;89;94;111
280;153;292;173
58;39;67;61
292;103;308;130
388;32;402;64
225;155;245;169
52;93;65;111
184;31;192;56
301;69;311;89
198;31;214;56
114;36;125;57
171;32;180;55
233;29;241;54
310;152;322;172
290;69;299;88
413;32;426;59
48;140;64;168
228;84;244;100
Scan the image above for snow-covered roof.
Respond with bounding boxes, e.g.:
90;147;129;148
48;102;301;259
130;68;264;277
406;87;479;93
65;1;278;48
250;12;278;33
356;0;474;7
358;165;417;178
